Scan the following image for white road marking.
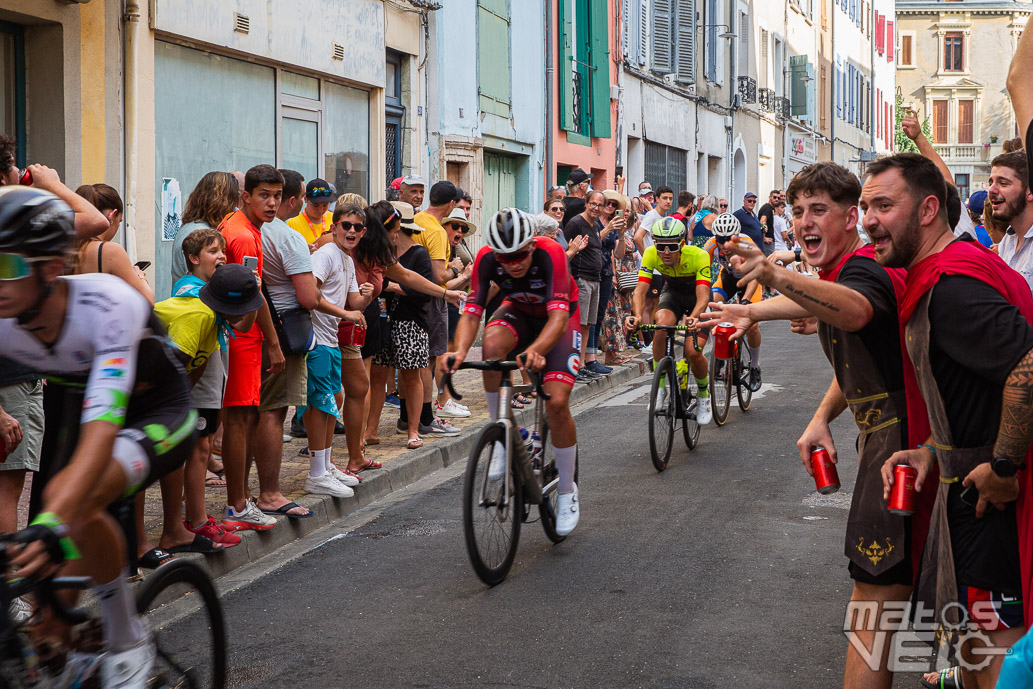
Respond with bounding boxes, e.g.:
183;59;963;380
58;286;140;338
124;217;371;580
598;384;651;408
750;382;783;400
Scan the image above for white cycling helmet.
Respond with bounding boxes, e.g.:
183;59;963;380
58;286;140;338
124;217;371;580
711;212;742;238
485;208;536;253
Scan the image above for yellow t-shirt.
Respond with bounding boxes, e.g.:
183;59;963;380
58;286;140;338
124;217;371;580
153;296;220;372
287;211;334;245
413;211;450;285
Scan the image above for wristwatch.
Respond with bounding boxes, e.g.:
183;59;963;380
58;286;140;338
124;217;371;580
991;457;1025;478
794;247;803;263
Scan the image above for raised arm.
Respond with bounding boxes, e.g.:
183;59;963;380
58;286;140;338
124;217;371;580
1008;28;1033;144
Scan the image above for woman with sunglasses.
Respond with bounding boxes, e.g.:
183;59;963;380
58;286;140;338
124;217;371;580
689;194;722;248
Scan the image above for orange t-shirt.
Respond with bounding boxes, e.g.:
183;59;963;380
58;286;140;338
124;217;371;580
218;209;264;339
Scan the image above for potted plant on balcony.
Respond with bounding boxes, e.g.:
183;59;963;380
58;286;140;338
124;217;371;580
990;134;999;144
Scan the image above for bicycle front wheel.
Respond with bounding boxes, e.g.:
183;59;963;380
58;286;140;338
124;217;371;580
463;423;523;585
710;351;731;426
681;384;700;450
736;341;753;412
136;559;227;689
648;357;676;472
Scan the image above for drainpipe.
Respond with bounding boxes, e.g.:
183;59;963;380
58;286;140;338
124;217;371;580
727;0;736;198
544;2;554;192
123;0;139;262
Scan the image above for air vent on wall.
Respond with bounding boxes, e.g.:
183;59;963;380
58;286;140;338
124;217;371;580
332;43;345;61
233;12;250;34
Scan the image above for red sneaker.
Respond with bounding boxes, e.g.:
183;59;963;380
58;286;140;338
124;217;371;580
186;516;242;546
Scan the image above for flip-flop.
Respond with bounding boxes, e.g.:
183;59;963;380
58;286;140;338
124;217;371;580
353;457;383;472
205;471;226;487
364;438;380;446
259;501;314;519
167;534;223;554
407;438;423;449
138;548;175;569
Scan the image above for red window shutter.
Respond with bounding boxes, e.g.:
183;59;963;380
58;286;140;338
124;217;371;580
876;13;885;53
887;21;894;60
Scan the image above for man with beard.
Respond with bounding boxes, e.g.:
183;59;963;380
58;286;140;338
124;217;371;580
701;161;934;689
987;151;1033;294
863;153;1032;689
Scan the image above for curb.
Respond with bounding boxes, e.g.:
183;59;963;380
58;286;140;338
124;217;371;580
187;356;649;581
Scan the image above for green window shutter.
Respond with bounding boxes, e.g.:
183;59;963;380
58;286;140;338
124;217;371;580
478;0;511;117
559;0;575;131
589;0;611;138
790;54;806;117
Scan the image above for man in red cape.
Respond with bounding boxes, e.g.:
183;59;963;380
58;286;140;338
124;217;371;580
701;161;935;689
864;153;1032;689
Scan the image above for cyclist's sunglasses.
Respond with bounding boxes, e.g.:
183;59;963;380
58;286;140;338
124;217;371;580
655;243;682;253
496;249;532;264
336;221;365;232
308;187;333;200
0;253;49;281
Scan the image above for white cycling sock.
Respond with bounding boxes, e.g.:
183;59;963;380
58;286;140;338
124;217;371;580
309;448;327;478
556;444;577;495
748;345;760;367
486;392;500;422
94;571;148;649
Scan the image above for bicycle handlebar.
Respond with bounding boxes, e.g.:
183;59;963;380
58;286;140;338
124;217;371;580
638;324;697;331
0;534;92;625
440;356;551;402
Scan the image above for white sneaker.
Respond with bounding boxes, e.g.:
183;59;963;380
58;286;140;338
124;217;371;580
223;499;277;531
696;396;713;425
304;473;355;498
9;596;32;624
555;485;580;536
436;398;472;418
282;434;292;443
328;463;360;487
488;441;507;480
102;634;155;689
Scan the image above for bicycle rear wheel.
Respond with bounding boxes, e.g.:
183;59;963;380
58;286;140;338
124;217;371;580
463;423;523;585
136;559;226;689
648;357;675;472
538;418;579;544
736;341;753;412
710;351;731;426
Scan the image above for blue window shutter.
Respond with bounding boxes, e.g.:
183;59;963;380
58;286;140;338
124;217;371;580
675;0;696;84
805;59;815;122
651;0;673;73
589;0;612;137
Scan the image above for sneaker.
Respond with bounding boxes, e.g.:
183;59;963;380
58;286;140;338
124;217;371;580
695;396;713;425
384;393;401;408
396;419;408;434
186;516;242;546
102;634;155;689
303;473;355;498
9;596;32;624
420;418;461;437
436;398;472;418
334;419;347;435
586;361;612;375
555;485;580;536
223;499;277;531
329;463;361;487
575;370;593;384
749;366;762;392
488;441;507;480
282;434;292;443
290;411;306;438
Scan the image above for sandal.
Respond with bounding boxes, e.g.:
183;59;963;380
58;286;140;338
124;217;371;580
514;394;532;405
365;437;380;446
167;533;223;554
353;457;382;472
511;398;524;409
138;548;175;570
920;667;964;689
407;437;423;449
205;471;226;487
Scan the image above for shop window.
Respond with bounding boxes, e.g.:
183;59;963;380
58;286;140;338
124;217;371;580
324;82;370;199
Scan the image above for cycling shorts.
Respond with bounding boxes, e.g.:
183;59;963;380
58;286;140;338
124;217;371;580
486;300;581;386
713;267;762;304
657;288;698;322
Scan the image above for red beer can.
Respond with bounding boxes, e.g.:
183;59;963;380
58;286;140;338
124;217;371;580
811;447;840;494
888;464;918;516
714;322;736;359
18;169;32;186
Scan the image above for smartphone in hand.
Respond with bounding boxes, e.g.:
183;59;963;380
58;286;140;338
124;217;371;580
134;261;151;271
242;256;259;271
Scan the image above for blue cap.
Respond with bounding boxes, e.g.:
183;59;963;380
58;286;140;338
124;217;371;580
744;191;758;199
968;190;988;215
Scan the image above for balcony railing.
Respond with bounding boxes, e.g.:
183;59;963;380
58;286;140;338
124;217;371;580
758;88;774;112
932;143;999;162
738;76;757;104
775;97;791;120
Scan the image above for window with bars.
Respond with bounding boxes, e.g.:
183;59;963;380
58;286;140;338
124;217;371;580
644;141;687;193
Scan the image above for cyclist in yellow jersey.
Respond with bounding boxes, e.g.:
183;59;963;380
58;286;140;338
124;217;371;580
625;217;713;424
705;213;764;391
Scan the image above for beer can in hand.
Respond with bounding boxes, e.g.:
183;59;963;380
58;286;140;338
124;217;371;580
714;322;736;359
888;464;918;516
18;169;32;186
811;447;840;494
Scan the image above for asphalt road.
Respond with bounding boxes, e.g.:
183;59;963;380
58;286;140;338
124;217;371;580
160;322;926;688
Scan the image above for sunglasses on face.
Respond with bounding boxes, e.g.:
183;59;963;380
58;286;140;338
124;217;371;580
655;243;682;253
496;249;531;264
0;253;48;281
336;221;365;232
720;204;728;209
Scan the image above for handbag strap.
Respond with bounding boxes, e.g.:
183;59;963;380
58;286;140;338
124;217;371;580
260;280;281;327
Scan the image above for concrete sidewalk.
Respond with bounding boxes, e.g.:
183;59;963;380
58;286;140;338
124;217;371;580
132;351;649;579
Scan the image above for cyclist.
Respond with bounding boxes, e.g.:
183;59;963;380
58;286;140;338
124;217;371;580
442;208;582;536
703;213;764;391
624;217;713;425
0;187;197;687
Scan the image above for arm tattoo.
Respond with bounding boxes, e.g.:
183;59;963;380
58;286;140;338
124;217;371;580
781;282;842;313
995;347;1033;462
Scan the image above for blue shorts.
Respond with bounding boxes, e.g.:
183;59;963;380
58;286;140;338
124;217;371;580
304;345;342;417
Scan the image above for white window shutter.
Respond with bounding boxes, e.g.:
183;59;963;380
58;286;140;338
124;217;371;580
675;0;696;83
652;0;674;74
638;0;649;65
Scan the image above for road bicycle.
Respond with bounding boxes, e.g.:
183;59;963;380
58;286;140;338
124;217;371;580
442;358;577;586
709;322;753;426
639;324;701;472
0;525;226;687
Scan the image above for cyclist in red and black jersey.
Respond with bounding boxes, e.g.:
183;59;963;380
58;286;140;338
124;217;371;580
443;209;582;536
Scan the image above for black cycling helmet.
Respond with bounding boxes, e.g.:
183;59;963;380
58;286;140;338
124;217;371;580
0;186;75;257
